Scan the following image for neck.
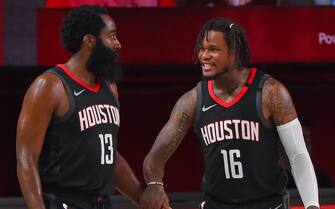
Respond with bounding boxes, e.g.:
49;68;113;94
64;51;97;87
213;67;249;96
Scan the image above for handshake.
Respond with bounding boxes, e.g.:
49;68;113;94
139;182;172;209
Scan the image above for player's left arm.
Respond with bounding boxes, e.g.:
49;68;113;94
107;82;143;205
263;77;319;209
114;151;143;206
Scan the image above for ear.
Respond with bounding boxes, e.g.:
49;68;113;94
83;34;96;49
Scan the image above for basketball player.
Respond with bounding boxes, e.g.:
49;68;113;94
140;18;319;209
16;5;145;209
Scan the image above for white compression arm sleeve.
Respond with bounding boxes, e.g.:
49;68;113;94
276;118;319;209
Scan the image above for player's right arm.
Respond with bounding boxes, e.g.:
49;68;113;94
140;87;197;209
262;77;319;209
16;73;65;209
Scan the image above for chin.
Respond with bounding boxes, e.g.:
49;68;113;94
202;71;225;81
202;70;214;77
202;74;217;81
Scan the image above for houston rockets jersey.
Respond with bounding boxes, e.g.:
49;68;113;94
193;68;287;206
38;64;120;197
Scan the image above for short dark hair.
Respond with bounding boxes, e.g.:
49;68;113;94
194;18;251;70
60;5;109;54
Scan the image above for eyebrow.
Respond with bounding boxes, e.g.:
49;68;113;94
203;43;218;47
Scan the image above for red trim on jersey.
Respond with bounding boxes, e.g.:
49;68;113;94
57;64;101;93
246;67;256;84
208;68;257;108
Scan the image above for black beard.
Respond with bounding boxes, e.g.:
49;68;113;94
86;38;122;82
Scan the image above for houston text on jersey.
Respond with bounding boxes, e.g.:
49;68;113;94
201;119;259;146
78;104;120;131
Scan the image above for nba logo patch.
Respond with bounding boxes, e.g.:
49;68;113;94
62;203;68;209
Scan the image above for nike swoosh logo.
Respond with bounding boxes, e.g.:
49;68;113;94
73;89;86;96
270;203;283;209
202;104;217;112
200;201;206;209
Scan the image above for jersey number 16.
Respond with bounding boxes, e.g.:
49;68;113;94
221;149;243;179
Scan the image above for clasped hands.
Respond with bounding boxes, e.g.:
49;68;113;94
139;185;171;209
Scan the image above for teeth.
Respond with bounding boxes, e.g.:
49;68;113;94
203;63;211;69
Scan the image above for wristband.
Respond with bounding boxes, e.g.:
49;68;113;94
146;181;164;187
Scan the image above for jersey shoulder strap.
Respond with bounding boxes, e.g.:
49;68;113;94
256;73;273;128
46;66;75;123
101;80;120;108
193;81;202;127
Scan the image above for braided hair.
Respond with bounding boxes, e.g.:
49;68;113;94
194;18;251;70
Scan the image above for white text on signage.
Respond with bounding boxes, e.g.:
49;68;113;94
319;32;335;45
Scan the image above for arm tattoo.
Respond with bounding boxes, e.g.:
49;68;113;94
156;89;196;161
264;77;297;125
165;112;190;156
143;89;196;182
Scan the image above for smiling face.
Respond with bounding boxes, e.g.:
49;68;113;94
198;30;234;80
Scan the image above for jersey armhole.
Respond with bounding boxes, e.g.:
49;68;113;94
103;80;120;108
46;68;75;123
193;81;202;127
256;74;273;129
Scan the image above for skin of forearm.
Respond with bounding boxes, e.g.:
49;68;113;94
17;160;45;209
143;112;191;183
115;153;143;205
116;179;142;206
143;154;165;183
115;170;142;205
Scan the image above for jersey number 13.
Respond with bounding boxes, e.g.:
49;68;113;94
99;133;114;165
